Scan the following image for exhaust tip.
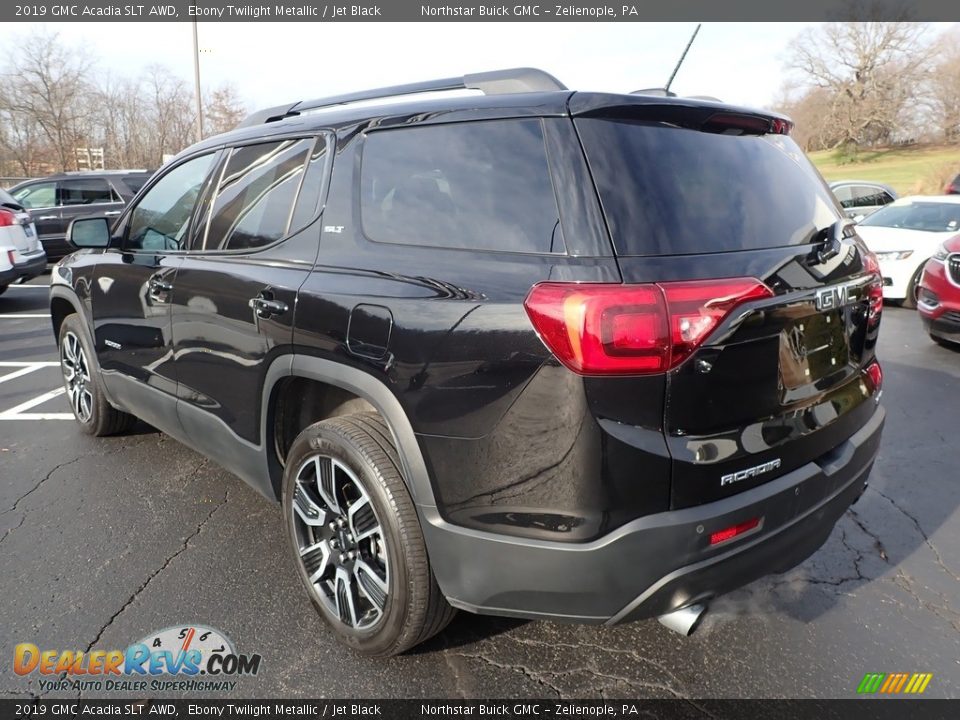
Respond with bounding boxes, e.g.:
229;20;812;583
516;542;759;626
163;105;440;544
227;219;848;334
657;603;707;636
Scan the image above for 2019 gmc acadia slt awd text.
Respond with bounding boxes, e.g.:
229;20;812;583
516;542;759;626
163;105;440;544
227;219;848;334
50;69;885;656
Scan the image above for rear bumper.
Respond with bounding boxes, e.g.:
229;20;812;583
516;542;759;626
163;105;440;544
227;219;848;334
424;404;884;623
0;250;47;286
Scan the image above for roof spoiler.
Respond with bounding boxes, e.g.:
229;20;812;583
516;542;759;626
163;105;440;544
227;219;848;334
238;67;568;128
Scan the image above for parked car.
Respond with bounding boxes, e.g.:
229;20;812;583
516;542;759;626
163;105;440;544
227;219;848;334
855;196;960;308
0;188;46;295
829;180;898;219
917;235;960;346
8;170;152;261
50;68;885;656
945;173;960;195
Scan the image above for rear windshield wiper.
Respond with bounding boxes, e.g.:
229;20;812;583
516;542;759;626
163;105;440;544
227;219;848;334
815;218;855;264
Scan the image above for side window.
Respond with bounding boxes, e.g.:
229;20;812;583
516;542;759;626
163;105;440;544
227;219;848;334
851;185;892;209
288;137;331;233
833;186;854;208
360;119;564;253
58;178;115;206
125;154;216;252
12;182;56;209
197;139;313;252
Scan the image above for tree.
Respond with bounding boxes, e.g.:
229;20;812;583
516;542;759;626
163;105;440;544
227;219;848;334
927;29;960;142
205;84;247;137
786;22;933;151
0;31;95;173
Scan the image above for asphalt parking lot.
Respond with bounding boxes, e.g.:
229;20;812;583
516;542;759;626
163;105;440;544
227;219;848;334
1;273;958;700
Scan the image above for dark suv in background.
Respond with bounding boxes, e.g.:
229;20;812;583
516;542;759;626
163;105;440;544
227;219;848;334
9;170;153;261
51;68;885;656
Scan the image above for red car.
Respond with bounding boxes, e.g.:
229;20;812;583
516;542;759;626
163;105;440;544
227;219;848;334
918;234;960;346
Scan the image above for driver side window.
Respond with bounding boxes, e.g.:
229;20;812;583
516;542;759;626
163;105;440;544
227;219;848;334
125;154;215;251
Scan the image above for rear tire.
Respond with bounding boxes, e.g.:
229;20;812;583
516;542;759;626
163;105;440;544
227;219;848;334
58;314;137;436
0;285;7;296
281;412;455;656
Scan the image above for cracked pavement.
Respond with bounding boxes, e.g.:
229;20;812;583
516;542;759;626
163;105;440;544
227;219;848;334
1;278;958;699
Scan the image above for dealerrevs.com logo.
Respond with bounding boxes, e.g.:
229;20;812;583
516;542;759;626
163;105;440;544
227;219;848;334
14;625;262;693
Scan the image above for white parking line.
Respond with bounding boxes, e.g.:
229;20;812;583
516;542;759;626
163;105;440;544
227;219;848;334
0;386;72;420
0;313;52;319
0;362;59;367
0;366;46;384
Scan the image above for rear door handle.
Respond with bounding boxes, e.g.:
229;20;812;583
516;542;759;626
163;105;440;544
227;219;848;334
249;293;288;318
103;211;121;217
35;215;58;220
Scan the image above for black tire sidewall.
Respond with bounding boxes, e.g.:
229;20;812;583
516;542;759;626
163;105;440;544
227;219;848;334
281;422;415;655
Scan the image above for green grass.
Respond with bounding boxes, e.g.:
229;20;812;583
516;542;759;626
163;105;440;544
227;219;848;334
808;145;960;195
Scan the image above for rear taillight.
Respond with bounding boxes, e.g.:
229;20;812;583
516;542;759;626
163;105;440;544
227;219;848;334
865;360;883;393
523;278;773;376
0;209;16;227
861;249;884;325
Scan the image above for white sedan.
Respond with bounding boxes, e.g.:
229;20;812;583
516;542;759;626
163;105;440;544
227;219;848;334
855;195;960;308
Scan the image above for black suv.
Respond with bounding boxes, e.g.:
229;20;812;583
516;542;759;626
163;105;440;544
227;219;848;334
51;69;885;656
10;170;153;261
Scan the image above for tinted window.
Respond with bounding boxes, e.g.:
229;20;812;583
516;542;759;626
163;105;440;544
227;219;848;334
850;185;893;208
121;175;151;194
0;188;20;208
198;139;312;252
59;178;116;205
576;119;839;255
832;185;853;207
859;201;960;233
288;138;330;233
12;182;56;209
360;119;564;253
126;154;215;251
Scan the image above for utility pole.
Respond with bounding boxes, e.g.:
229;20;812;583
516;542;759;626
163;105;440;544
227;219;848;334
192;21;204;142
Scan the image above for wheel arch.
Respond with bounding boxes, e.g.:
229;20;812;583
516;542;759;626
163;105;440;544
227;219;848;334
261;355;436;510
49;286;84;346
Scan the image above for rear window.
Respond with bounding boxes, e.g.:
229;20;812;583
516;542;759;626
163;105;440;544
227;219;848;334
576;118;839;256
0;188;19;208
122;175;151;194
360;119;564;254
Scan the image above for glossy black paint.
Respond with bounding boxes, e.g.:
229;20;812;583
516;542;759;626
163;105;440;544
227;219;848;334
49;88;884;620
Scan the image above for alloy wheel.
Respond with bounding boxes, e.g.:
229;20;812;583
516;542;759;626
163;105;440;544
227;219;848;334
61;331;93;423
291;454;389;630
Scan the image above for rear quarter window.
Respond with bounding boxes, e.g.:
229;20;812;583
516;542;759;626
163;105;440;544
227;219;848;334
576;118;840;256
360;119;564;254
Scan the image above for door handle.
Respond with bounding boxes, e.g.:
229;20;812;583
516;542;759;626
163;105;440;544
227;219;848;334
35;215;58;220
248;293;288;318
103;211;121;217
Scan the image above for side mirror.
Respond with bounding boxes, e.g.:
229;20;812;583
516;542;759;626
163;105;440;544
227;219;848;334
67;217;111;249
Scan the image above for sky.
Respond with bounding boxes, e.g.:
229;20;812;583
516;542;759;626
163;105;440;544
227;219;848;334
0;21;955;113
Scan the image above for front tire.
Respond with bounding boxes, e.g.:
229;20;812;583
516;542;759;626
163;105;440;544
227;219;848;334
901;266;924;310
58;314;137;436
281;412;454;656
